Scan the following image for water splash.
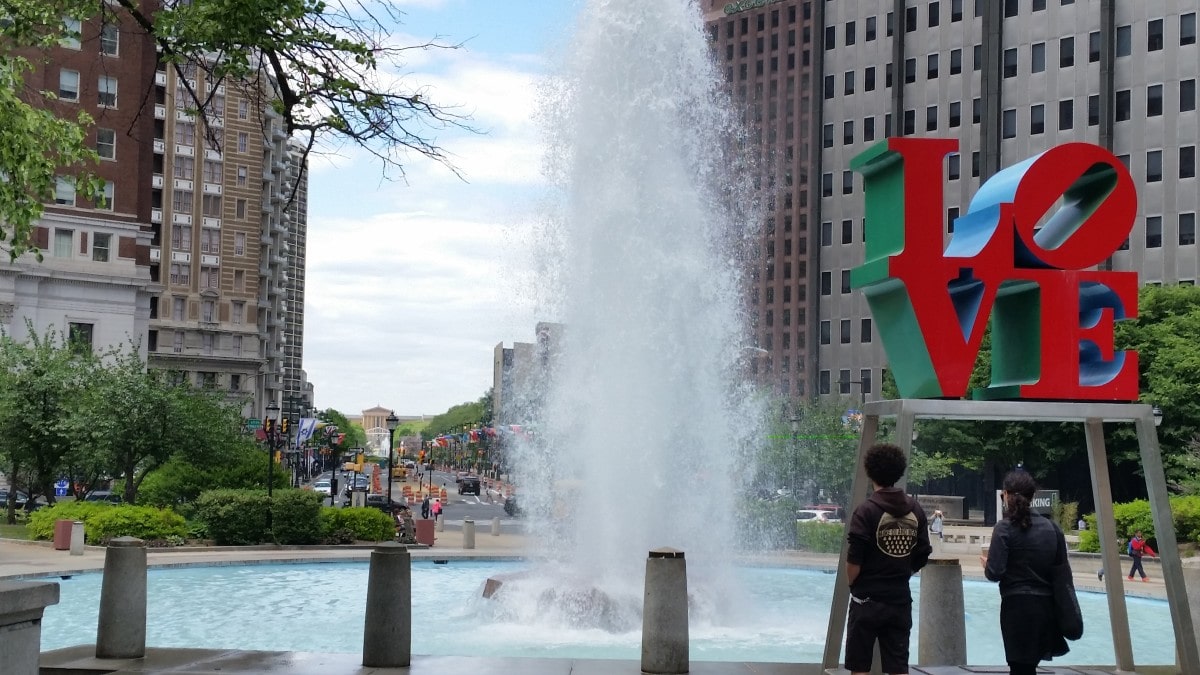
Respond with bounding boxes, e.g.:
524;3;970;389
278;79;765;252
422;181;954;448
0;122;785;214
499;0;765;628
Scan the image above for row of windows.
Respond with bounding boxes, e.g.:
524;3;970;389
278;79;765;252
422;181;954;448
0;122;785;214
61;17;119;56
50;228;112;262
715;3;806;41
57;70;117;107
163;297;248;325
54;176;113;211
173;123;253;154
1138;213;1199;249
159;330;246;363
167;264;249;293
817;369;875;397
817;318;873;345
169;224;249;256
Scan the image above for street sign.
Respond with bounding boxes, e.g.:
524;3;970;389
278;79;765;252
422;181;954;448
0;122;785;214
54;478;69;497
245;418;262;430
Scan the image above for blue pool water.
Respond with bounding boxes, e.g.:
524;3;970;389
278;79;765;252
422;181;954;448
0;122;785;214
39;561;1174;664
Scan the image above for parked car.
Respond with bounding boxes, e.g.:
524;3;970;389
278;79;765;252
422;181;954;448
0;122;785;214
458;476;481;495
364;493;405;513
310;480;332;496
0;489;29;508
455;471;470;485
796;509;840;523
84;490;123;504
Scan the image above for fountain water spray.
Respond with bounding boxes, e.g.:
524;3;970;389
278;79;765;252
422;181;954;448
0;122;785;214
491;0;765;630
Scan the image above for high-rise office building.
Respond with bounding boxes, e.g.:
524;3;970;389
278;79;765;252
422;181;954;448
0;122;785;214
703;0;823;399
706;1;1198;403
4;10;309;417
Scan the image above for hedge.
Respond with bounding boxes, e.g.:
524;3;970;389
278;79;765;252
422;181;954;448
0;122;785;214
1078;496;1200;552
319;507;395;543
194;489;324;545
796;521;844;553
28;502;186;545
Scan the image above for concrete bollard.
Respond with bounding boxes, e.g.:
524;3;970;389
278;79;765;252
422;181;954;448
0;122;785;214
463;519;476;549
362;543;411;667
641;547;688;674
435;517;444;532
0;580;60;675
69;521;85;556
918;558;967;666
96;537;147;659
492;516;501;536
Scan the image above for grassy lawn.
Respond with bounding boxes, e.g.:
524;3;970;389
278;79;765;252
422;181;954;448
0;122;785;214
0;522;31;539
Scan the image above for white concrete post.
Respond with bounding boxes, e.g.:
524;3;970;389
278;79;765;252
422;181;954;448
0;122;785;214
362;543;411;667
96;537;147;659
463;519;476;549
492;516;501;536
69;521;85;556
918;559;967;666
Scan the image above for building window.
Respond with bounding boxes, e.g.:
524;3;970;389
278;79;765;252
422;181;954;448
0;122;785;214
973;44;981;71
1182;146;1196;179
172;297;185;321
98;76;117;107
845;21;856;45
840;270;851;293
172;224;192;251
201;299;215;323
1147;150;1163;182
1117;25;1132;56
844;71;855;95
927;106;938;132
929;1;939;27
866;16;876;40
1088;95;1100;125
54;176;75;206
54;229;73;257
1059;99;1073;130
1116;90;1131;121
820;271;831;296
1004;0;1018;17
952;0;963;22
821;221;832;246
1181;213;1197;246
202;194;222;218
1183;13;1197;46
68;322;93;353
905;6;917;32
903;109;915;135
973;97;982;123
972;151;981;177
232;301;245;325
236;165;248;187
1148;18;1164;51
202;334;214;355
233;269;244;291
841;220;853;244
96;182;113;211
1031;104;1045;135
230;373;241;391
173;157;195;180
93;128;117;161
1146;216;1162;248
1002;109;1017;138
839;369;852;395
175;122;195;146
169;263;190;286
927;54;938;79
237;132;248;153
59;69;80;101
1031;42;1045;73
234;232;246;255
819;370;831;395
841;171;853;195
948;154;960;180
100;21;119;56
1003;48;1017;78
1148;85;1163;117
200;228;218;254
950;49;962;75
840;320;851;344
1088;31;1101;62
201;266;220;290
90;232;111;262
198;372;216;388
949;101;961;128
1183;80;1197;112
1059;37;1074;68
61;17;81;49
233;336;243;356
861;318;873;343
864;66;875;92
173;332;184;353
820;321;831;345
173;190;193;213
904;58;916;84
203;159;222;182
823;124;834;149
235;198;247;219
238;98;250;120
843;120;854;145
864;116;875;141
822;173;832;197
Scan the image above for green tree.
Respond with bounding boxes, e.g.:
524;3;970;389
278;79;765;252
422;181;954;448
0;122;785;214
1;0;471;259
0;326;99;523
318;408;365;450
69;348;251;504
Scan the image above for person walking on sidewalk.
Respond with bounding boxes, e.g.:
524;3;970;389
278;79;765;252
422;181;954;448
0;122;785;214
421;495;431;520
431;497;442;521
1127;531;1156;582
930;510;944;542
844;443;932;675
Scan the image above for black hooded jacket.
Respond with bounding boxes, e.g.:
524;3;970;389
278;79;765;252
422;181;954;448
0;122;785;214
847;487;932;603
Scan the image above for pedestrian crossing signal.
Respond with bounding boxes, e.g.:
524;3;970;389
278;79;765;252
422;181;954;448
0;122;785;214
281;418;289;434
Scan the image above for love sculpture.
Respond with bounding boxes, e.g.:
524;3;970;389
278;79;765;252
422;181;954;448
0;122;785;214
850;138;1138;401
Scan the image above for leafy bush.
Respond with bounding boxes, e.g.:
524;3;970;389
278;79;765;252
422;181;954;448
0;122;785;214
1076;496;1200;552
194;490;269;545
1052;500;1079;533
271;490;323;545
194;489;323;545
319;507;394;543
28;502;117;540
796;521;844;553
737;497;803;549
28;501;185;544
85;506;187;545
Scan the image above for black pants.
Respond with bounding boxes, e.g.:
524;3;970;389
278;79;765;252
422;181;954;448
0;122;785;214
1128;556;1146;578
845;597;912;674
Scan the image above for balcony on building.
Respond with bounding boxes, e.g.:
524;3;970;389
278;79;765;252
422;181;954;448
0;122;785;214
153;139;165;154
155;70;167;87
172;213;193;225
151;208;163;223
149;248;161;262
202;182;222;195
175;144;195;157
154;104;166;119
152;173;164;189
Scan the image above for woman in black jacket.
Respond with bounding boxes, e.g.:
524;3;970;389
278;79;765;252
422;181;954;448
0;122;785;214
980;470;1069;675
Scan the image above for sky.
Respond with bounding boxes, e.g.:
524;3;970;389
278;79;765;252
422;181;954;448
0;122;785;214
303;1;583;417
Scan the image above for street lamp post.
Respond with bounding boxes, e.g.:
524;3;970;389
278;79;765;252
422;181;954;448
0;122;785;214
386;410;399;507
265;401;280;534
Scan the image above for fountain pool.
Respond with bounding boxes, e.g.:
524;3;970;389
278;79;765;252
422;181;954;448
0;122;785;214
39;561;1174;665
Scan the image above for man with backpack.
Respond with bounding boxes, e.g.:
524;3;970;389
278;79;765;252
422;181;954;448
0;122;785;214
1127;531;1156;582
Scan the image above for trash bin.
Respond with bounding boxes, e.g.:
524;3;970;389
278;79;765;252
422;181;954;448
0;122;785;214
414;518;435;547
53;519;74;550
